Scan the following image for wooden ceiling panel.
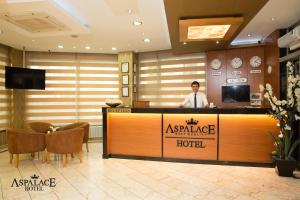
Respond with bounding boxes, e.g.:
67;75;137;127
164;0;269;54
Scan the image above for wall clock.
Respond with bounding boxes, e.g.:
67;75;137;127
250;56;262;68
231;57;242;69
210;58;221;70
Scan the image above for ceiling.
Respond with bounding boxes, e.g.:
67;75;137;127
232;0;300;45
0;0;299;54
0;0;171;53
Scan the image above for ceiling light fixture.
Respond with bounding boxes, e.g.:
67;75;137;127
143;38;150;43
85;46;91;50
73;46;76;49
216;41;220;44
31;39;35;42
179;17;243;42
133;20;142;26
183;42;187;45
188;25;231;40
112;47;117;51
247;34;251;37
128;9;132;14
58;45;63;49
271;17;276;21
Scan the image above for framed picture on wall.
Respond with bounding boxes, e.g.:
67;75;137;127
122;87;129;97
121;62;129;73
122;75;129;85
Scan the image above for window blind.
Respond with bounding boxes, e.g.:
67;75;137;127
25;52;118;126
138;51;206;107
0;45;10;130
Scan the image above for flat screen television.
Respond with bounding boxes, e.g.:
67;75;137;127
222;85;250;103
5;67;46;90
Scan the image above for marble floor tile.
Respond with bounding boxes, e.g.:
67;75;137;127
0;142;299;200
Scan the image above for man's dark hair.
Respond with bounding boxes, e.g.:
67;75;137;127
191;81;200;87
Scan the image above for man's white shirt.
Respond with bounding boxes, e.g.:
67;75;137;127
182;92;208;108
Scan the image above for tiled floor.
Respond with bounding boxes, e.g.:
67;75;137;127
0;143;299;200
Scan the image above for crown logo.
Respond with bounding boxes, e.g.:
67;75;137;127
186;118;198;125
30;174;39;179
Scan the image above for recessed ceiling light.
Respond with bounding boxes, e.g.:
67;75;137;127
143;38;150;43
31;39;35;42
73;46;76;49
216;40;220;44
58;45;63;49
128;9;132;14
85;46;91;50
112;47;117;51
183;42;187;45
247;34;251;37
133;20;142;26
271;17;276;21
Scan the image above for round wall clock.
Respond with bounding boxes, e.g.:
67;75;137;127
231;57;242;69
210;58;221;70
250;56;262;68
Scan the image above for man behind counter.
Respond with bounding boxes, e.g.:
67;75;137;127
180;81;208;108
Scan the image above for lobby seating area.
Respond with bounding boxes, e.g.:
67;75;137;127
7;122;90;168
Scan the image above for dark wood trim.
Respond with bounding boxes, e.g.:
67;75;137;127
102;108;108;158
103;107;270;114
108;154;274;168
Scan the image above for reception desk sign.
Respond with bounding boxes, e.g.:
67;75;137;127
163;114;218;160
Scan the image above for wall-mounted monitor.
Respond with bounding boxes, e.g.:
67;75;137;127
222;85;250;103
5;67;46;90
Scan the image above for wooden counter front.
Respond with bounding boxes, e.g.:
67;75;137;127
103;108;279;164
219;114;278;163
107;113;162;157
163;114;218;160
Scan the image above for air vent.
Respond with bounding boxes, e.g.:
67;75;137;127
0;12;70;33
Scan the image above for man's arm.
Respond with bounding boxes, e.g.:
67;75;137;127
202;94;209;108
179;95;190;107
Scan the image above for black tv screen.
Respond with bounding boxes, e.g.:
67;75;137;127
5;67;45;90
222;85;250;103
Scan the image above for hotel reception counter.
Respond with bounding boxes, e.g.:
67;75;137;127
102;108;279;164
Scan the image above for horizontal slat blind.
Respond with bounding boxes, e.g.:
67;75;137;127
26;52;118;126
138;51;206;107
26;52;77;125
0;45;10;130
77;54;118;125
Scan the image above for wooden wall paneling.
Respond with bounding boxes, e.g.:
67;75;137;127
263;30;280;101
107;113;162;157
224;48;249;107
245;46;265;106
206;51;227;107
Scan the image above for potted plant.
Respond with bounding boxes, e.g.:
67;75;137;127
260;61;300;177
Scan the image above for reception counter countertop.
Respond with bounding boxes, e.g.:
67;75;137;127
103;107;270;114
102;107;278;166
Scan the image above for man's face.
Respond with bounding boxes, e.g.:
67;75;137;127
191;84;199;93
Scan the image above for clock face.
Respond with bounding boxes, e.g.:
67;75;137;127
250;56;262;67
231;57;242;69
210;58;221;70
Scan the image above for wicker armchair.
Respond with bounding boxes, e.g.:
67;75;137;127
46;128;84;167
25;122;53;134
7;129;46;167
56;122;90;152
